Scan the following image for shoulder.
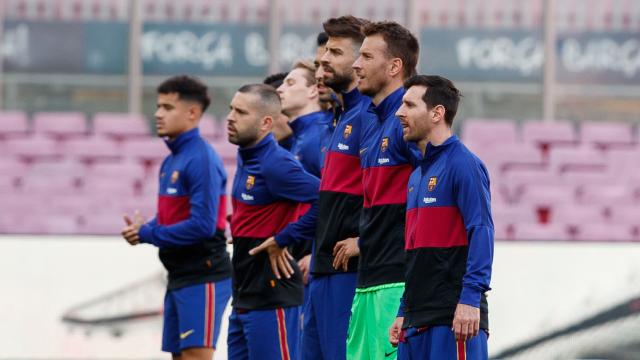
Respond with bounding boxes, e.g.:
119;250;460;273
261;145;300;176
449;142;490;181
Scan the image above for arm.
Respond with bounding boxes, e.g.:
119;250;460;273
452;155;494;340
265;156;320;248
138;153;221;248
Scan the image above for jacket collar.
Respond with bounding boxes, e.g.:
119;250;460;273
239;133;276;161
289;111;324;135
341;87;367;111
372;87;405;122
165;127;199;154
424;135;459;162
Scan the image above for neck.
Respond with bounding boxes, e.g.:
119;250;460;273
422;125;452;155
242;131;269;149
288;102;322;122
345;78;359;94
167;124;197;141
372;79;403;106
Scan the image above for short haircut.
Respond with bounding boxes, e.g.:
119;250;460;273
361;21;419;79
322;15;369;45
292;60;317;86
157;75;210;112
404;75;461;126
317;32;329;47
237;84;282;120
263;72;288;89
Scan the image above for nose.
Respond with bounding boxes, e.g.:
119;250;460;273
352;56;362;70
395;105;406;119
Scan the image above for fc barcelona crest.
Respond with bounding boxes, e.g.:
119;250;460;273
381;137;389;152
246;175;255;190
170;171;180;184
428;177;437;191
343;124;353;139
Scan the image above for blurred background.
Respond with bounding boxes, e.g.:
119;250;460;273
0;0;639;359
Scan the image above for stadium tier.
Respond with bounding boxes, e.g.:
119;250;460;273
1;111;638;240
3;0;640;31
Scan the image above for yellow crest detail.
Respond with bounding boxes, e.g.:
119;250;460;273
343;124;352;139
245;175;255;190
428;177;437;192
381;137;389;152
170;171;180;184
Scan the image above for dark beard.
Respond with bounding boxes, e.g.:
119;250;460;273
325;72;353;94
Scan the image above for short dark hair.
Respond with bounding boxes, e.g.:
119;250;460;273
237;84;282;120
317;32;329;47
404;75;461;126
263;72;288;89
362;21;419;79
157;75;210;112
322;16;369;45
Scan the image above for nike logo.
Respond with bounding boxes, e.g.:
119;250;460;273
385;348;398;357
180;329;194;339
359;147;368;154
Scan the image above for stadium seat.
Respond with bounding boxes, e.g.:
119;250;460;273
580;121;636;149
521;121;577;150
93;113;150;139
547;146;606;173
573;223;635;242
513;222;568;241
502;167;561;202
62;136;122;163
32;112;88;139
80;213;126;235
461;119;518;147
199;114;218;140
577;184;635;206
0;111;29;139
81;177;138;198
20;175;79;196
87;161;146;183
121;137;169;163
0;157;28;178
5;136;61;160
28;158;86;179
483;143;544;173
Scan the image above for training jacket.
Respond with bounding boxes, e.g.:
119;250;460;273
358;87;420;288
230;133;320;310
139;127;231;290
287;111;332;260
399;135;493;330
311;88;371;275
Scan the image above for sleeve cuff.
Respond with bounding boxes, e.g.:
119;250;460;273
274;230;292;248
138;224;155;246
397;297;406;317
459;286;482;308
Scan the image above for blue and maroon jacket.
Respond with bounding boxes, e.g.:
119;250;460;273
399;135;493;330
230;133;320;310
358;87;420;288
139;127;231;290
287;110;332;260
311;88;371;275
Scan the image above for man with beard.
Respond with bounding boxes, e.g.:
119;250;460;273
314;32;336;113
226;84;320;360
301;15;372;360
345;21;421;360
389;75;493;360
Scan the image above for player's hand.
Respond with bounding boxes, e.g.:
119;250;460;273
452;303;480;342
121;211;144;245
332;237;359;271
389;316;404;347
248;237;295;279
298;254;311;285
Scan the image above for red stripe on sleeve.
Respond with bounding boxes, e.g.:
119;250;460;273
216;195;227;231
362;164;412;208
405;207;468;249
319;151;363;196
158;195;190;225
230;200;300;238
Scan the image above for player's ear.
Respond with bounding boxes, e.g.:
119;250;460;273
261;115;274;131
432;104;446;125
389;58;403;78
308;84;319;100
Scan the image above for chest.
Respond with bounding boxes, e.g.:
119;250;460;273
326;113;361;157
359;120;407;168
408;158;457;209
232;160;276;205
159;155;191;196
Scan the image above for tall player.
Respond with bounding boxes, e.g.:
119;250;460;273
226;84;320;360
304;16;372;360
121;75;231;360
389;75;493;360
346;21;420;360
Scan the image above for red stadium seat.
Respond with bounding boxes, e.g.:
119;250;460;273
462;119;519;147
5;136;62;161
32;112;88;139
580;121;636;149
513;222;568;241
62;136;122;163
121;137;169;163
0;111;29;139
93;113;150;139
521;121;577;151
